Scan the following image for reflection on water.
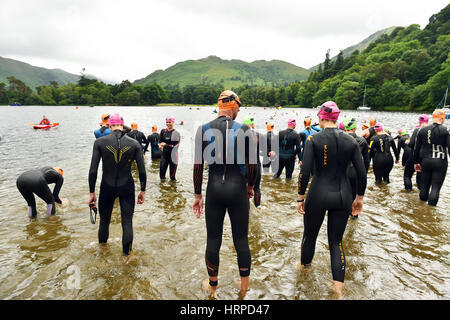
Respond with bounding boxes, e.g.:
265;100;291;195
0;106;448;300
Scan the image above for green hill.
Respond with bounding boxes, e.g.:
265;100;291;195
309;26;399;71
0;56;82;90
134;55;310;88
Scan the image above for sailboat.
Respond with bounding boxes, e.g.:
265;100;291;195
357;86;371;111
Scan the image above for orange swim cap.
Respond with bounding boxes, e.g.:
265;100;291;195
54;167;63;176
432;109;446;119
131;122;138;129
101;113;110;125
369;118;376;127
266;123;274;131
304;117;312;127
152;125;157;132
218;90;241;110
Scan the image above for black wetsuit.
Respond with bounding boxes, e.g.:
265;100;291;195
274;128;301;179
262;131;276;173
16;167;63;217
88;129;147;256
127;130;147;150
298;128;367;283
347;133;369;202
159;128;180;180
397;134;411;166
413;123;449;206
369;134;399;184
404;127;422;190
143;132;162;159
193;115;257;279
250;130;262;208
364;127;377;166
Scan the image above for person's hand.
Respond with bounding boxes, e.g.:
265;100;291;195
414;164;421;172
351;195;364;217
269;151;275;157
192;194;203;218
137;191;145;204
395;160;399;164
88;193;97;207
56;198;69;206
247;185;254;199
299;161;303;167
297;197;305;215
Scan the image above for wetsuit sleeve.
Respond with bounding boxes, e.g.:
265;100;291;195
52;175;64;204
88;140;101;193
408;129;418;149
311;125;321;132
295;133;302;160
135;143;147;191
169;131;181;148
158;130;163;143
390;137;399;161
243;125;257;187
413;130;423;164
193;126;204;195
298;137;314;195
362;140;370;172
299;132;306;161
351;144;367;196
143;135;151;153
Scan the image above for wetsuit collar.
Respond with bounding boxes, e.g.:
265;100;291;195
112;129;126;138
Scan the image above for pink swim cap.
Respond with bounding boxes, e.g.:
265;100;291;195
418;114;429;124
288;118;296;127
374;122;383;132
166;116;175;123
317;101;340;121
339;122;345;130
109;113;124;126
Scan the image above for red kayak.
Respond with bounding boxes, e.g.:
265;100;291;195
33;123;59;130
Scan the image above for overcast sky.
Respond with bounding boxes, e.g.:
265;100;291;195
0;0;448;83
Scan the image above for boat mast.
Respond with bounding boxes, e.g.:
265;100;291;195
362;85;366;107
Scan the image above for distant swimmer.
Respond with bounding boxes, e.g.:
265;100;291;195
273;119;301;179
16;167;66;218
127;122;147;151
94;113;111;139
368;123;399;184
192;90;256;298
39;116;51;125
159;116;180;181
297;101;367;297
88;113;146;259
143;125;162;160
404;114;429;190
413;109;449;206
262;123;276;173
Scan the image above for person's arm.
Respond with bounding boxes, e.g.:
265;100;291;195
135;144;147;192
297;136;314;214
362;140;370;172
52;174;64;204
88;141;101;194
390;137;399;162
413;130;423;165
143;135;151;153
350;143;366;216
193;126;205;218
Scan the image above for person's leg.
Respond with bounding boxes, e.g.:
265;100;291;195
273;158;285;178
419;160;432;202
253;164;262;208
159;156;169;180
16;179;37;217
33;180;56;216
285;156;295;179
301;196;326;267
119;180;135;256
373;155;383;184
169;156;178;181
403;158;414;190
98;183;115;245
382;154;394;184
427;160;447;206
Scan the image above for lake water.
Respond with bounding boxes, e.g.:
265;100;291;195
0;105;448;300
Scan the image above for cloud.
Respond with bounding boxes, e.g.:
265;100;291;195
0;0;448;83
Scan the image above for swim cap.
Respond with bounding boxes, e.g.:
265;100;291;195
343;117;357;131
339;122;345;130
374;122;383;132
432;109;446;119
131;122;138;129
243;115;254;126
109;113;124;126
152;125;157;132
369;118;376;127
266;123;274;131
304;117;312;126
101;113;110;124
317;101;340;121
166;116;175;123
418;114;429;123
362;124;369;130
288;118;296;127
218;90;241;110
398;129;403;135
54;167;63;176
401;130;407;136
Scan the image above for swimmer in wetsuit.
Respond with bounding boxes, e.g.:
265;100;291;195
368;123;399;184
94;113;112;139
274;119;301;179
413;109;449;206
143;125;162;160
243;115;262;208
404;114;429;190
297;101;366;297
299;116;321;166
192;90;257;298
343;117;369;210
159;116;180;181
88;113;147;259
127;122;147;151
16;166;65;217
262;123;277;173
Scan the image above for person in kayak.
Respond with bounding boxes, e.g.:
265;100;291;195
368;123;399;184
144;125;162;160
273;119;301;179
39;116;51;125
16;167;65;218
88;113;146;260
127;122;147;151
413;109;449;206
297;101;366;297
404;114;429;190
94;113;111;139
192;90;257;298
159;116;181;181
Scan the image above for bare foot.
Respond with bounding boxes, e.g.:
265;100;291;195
202;279;218;298
295;261;311;274
328;281;343;299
